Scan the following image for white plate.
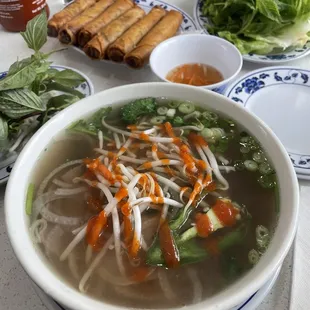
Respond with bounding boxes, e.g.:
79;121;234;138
193;0;310;65
0;65;94;185
32;266;281;310
71;0;198;64
225;66;310;179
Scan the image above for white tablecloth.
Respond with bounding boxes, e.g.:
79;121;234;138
0;0;309;309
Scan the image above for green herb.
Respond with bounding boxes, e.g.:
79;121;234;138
69;107;112;136
201;0;310;55
26;183;35;215
121;98;157;124
0;11;87;151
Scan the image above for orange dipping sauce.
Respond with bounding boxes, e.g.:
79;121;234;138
166;63;224;86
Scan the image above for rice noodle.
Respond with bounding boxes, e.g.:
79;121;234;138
60;226;87;261
30;219;48;243
52;179;74;188
79;236;113;293
85;244;93;265
38;160;83;197
72;223;87;235
68;252;80;280
55;187;88;196
158;269;177;301
44;225;65;259
40;204;84;226
187;268;203;304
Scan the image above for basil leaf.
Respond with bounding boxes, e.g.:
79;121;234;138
21;11;48;52
40;94;80;124
0;88;45;119
45;82;85;99
47;94;80;110
53;69;86;88
69;107;112;136
0;58;37;91
0;115;8;141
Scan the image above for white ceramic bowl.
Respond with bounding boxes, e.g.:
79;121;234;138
150;34;243;94
5;83;298;310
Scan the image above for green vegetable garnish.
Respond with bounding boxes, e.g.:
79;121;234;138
201;0;310;55
0;11;86;147
121;98;157;124
26;183;35;215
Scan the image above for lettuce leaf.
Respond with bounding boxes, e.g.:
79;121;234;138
202;0;310;54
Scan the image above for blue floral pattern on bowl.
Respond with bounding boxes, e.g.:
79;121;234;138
225;67;310;172
193;0;310;64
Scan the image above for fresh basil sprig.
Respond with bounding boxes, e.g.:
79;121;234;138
0;11;87;147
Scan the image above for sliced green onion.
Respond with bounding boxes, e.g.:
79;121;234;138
178;102;195;114
248;249;260;265
244;160;258;172
240;136;250;144
256;225;270;252
252;151;266;163
201;128;213;139
151;116;166;125
212;128;225;140
234;160;245;171
183;111;201;120
258;174;277;189
26;183;35;216
240;146;250;154
168;101;180;108
259;162;273;175
172;116;184;127
193;120;204;131
166;108;176;118
157;106;168;115
202;111;218;122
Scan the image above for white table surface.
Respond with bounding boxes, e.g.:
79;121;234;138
0;0;309;309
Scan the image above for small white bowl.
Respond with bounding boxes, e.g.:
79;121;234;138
150;34;243;94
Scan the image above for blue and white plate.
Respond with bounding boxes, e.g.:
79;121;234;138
193;0;310;65
32;266;281;310
225;67;310;179
72;0;198;64
0;65;94;185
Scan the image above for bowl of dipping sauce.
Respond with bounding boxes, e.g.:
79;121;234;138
150;34;243;94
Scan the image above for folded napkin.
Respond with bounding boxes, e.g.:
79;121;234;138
290;181;310;310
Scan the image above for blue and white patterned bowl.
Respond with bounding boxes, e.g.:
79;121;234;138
225;66;310;179
0;65;94;184
193;0;310;65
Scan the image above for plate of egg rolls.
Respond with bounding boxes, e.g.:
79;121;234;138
48;0;198;69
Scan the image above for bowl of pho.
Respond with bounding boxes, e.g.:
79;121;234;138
5;82;298;310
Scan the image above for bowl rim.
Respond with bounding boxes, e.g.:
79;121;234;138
149;34;243;89
5;82;299;310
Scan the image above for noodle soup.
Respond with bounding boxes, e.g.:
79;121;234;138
28;97;278;308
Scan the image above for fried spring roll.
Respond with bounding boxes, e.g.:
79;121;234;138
84;6;145;59
125;10;183;69
58;0;115;45
107;6;166;62
78;0;134;47
48;0;97;37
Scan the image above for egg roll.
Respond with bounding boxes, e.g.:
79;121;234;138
48;0;97;37
78;0;134;47
125;10;183;69
107;6;166;62
84;6;145;59
58;0;115;45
